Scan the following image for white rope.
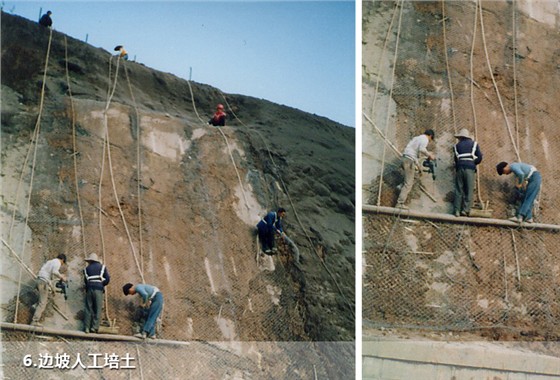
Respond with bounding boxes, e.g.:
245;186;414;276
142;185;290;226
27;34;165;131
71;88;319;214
478;0;520;161
186;80;251;212
469;1;485;207
12;28;53;323
101;55;145;283
441;0;457;133
376;0;404;206
124;63;146;277
370;1;399;114
64;36;87;257
220;93;355;318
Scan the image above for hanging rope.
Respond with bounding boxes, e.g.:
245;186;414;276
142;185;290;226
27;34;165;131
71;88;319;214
63;36;87;257
441;0;458;133
478;0;521;161
219;93;355;318
186;80;251;213
124;63;146;277
376;0;404;207
370;0;400;114
511;0;520;150
100;55;145;284
469;0;485;207
11;28;53;323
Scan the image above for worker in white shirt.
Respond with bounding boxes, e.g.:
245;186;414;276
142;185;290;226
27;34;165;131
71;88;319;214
395;129;436;209
31;253;67;326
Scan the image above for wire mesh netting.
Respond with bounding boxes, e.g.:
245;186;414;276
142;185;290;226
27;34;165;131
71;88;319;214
363;0;560;337
1;338;354;379
363;214;560;334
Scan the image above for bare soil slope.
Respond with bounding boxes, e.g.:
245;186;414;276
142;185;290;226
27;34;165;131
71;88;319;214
1;11;355;350
363;0;560;343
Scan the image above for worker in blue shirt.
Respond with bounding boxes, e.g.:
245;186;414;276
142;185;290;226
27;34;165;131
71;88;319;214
123;283;163;339
257;208;286;254
496;161;541;223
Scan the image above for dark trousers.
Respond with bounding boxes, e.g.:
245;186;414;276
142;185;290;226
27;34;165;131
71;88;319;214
454;167;475;213
84;288;104;332
257;222;275;252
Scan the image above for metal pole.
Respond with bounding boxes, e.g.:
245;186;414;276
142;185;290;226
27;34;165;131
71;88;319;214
363;204;560;232
189;67;192;81
38;7;42;22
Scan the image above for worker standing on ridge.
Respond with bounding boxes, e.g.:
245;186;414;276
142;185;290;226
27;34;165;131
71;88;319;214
122;283;163;339
30;253;67;326
83;253;110;334
453;128;483;217
395;129;436;209
257;208;286;254
209;104;227;126
496;161;541;223
38;11;52;28
114;45;128;61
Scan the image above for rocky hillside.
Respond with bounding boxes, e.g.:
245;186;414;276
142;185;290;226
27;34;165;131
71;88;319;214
1;9;355;351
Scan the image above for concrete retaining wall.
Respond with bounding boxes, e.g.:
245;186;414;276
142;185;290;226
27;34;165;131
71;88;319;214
363;340;560;380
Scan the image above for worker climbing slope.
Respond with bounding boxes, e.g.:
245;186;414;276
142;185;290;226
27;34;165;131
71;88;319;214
209;104;227;126
257;208;286;254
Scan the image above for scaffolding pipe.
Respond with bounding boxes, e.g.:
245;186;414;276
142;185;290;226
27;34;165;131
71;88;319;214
363;204;560;232
0;322;191;346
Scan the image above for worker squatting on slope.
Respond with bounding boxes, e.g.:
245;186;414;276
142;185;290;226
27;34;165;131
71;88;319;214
31;254;67;326
114;45;129;61
395;129;436;209
83;253;110;334
39;11;53;28
257;208;286;254
453;129;483;217
123;283;163;339
496;162;541;224
209;104;227;126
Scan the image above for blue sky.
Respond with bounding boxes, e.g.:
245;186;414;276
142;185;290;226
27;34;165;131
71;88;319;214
3;1;355;127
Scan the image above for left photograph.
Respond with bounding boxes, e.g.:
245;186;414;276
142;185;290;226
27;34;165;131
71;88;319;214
0;2;355;379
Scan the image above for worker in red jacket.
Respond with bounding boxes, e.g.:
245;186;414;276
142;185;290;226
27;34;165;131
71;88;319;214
209;104;227;127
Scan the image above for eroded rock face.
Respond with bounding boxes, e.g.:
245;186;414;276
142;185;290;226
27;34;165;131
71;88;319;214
1;11;355;344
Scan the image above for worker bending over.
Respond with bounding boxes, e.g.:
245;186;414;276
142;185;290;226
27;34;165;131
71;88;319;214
496;161;541;223
257;208;286;254
123;283;163;339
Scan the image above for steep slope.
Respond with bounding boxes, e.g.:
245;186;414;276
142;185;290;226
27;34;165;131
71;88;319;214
363;0;560;343
1;10;355;350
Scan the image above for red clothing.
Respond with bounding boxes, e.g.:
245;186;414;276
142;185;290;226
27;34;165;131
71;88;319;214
209;111;226;126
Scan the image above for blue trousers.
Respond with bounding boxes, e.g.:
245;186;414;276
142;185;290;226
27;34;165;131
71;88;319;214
143;292;163;337
518;172;541;220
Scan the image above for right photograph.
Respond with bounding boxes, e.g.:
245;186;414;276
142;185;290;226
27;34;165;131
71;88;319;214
362;1;560;378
